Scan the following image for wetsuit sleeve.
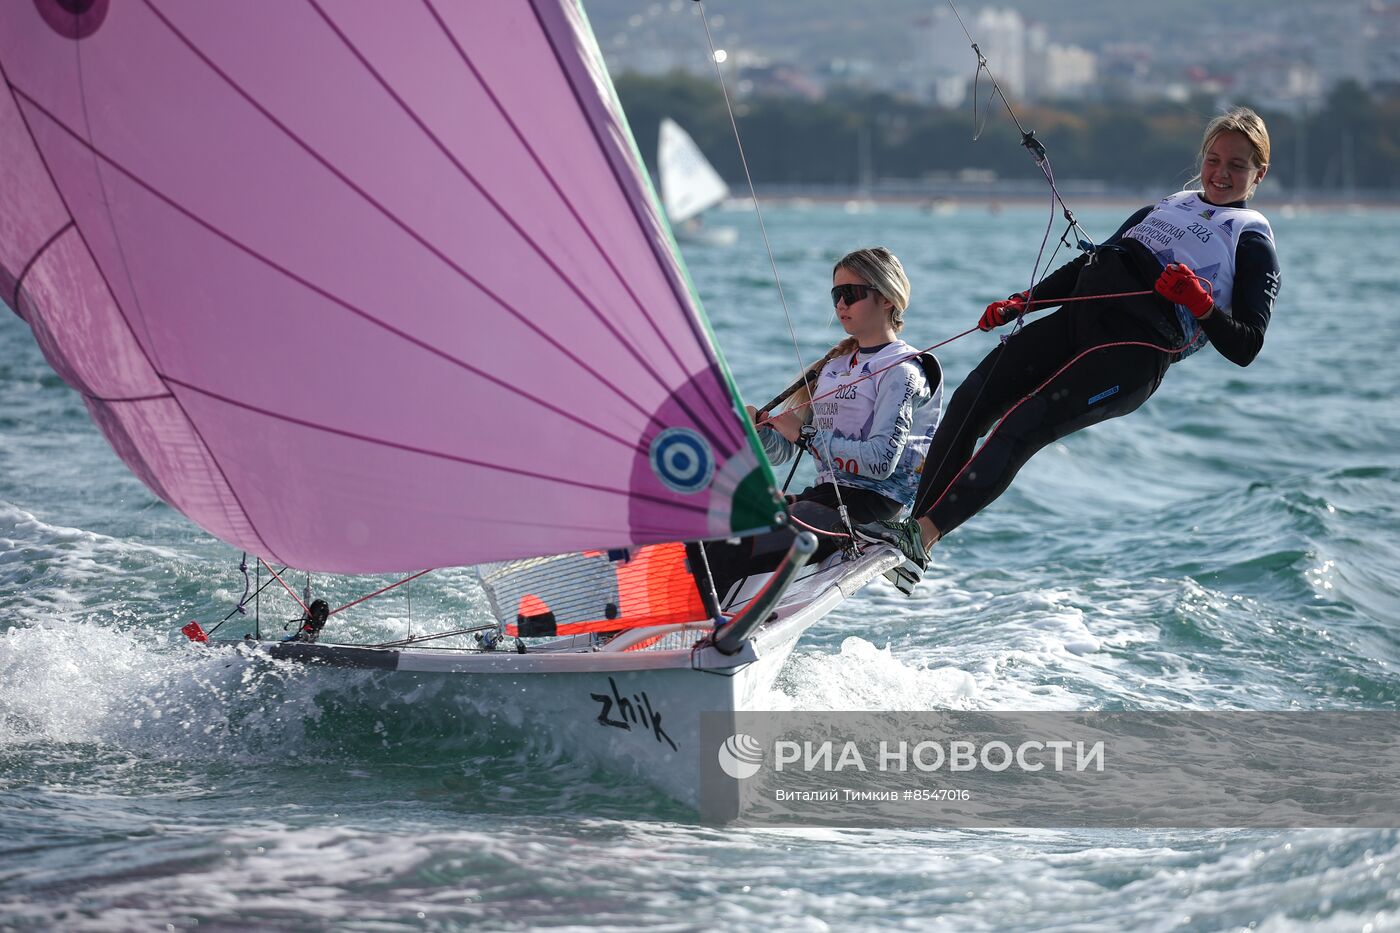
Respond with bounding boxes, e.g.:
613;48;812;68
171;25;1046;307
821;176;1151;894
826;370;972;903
809;362;924;479
1023;205;1155;303
1200;231;1279;367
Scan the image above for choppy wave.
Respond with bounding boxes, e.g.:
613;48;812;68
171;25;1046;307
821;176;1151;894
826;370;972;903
4;206;1400;929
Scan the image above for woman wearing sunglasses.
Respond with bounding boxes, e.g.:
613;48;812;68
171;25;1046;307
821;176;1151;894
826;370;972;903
855;107;1282;588
701;246;943;603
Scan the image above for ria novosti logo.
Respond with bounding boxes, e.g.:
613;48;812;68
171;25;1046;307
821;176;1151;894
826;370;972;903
717;733;764;779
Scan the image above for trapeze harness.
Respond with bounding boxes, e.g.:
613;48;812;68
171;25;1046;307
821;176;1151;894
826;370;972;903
907;191;1280;537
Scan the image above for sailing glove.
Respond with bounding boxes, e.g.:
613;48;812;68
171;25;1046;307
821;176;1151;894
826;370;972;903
978;291;1028;331
1155;263;1214;318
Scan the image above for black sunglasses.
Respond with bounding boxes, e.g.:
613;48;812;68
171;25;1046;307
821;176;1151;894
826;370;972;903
831;283;879;307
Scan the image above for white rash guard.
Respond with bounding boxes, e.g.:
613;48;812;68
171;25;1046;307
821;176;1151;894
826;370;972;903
761;339;942;513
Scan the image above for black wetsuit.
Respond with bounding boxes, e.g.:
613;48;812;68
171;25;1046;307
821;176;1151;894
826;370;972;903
909;200;1281;537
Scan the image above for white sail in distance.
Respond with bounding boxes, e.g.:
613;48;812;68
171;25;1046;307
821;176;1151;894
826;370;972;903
658;118;730;226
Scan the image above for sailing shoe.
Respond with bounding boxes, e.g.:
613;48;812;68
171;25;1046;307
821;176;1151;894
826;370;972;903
854;518;928;593
885;563;922;596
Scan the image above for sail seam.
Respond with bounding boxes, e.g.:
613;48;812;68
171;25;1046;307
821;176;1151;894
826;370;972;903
301;0;736;452
11;220;74;312
164;375;711;516
73;25;165;379
523;0;746;450
85;392;176;403
9;84;658;459
0;70;280;562
421;0;739;445
139;0;689;447
75;30;274;559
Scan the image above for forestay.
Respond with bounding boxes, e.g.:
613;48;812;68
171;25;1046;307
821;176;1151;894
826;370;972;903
0;0;782;573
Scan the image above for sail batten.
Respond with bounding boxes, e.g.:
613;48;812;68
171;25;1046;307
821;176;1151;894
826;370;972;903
0;0;783;572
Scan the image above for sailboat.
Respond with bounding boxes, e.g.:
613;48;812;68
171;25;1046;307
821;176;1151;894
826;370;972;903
0;1;899;803
658;117;739;247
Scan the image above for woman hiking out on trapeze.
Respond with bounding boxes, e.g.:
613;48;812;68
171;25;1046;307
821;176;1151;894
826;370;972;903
856;107;1283;589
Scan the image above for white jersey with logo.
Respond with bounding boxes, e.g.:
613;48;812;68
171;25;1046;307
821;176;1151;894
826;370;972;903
761;340;942;512
1121;190;1275;356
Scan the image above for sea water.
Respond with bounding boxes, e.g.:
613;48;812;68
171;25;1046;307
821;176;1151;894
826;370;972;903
2;204;1398;930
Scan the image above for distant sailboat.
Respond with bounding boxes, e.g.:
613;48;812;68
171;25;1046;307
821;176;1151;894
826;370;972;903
0;0;901;805
658;117;738;246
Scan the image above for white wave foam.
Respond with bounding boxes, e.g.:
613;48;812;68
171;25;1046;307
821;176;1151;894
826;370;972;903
766;637;979;711
0;501;181;561
0;619;325;757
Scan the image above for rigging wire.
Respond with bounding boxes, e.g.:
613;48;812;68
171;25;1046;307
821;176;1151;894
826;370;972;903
757;287;1156;427
945;0;1095;261
694;0;857;540
327;569;432;618
259;559;309;615
693;2;804;390
206;559;290;638
850;0;1108;542
744;1;1186;550
369;623;497;650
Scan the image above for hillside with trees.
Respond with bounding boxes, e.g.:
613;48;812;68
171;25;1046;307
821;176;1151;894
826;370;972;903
617;71;1400;197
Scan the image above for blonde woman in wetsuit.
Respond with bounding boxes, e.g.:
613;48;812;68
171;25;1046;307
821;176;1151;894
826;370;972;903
858;107;1282;589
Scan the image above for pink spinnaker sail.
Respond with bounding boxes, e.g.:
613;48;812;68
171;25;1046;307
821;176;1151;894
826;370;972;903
0;0;781;572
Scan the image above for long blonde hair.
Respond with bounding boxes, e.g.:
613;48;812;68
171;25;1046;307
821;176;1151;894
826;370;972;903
784;247;909;410
1189;106;1271;200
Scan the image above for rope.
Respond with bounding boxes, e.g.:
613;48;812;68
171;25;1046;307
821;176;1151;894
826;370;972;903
922;274;1212;521
694;0;855;536
328;569;433;618
754;288;1155;429
216;561;431;639
206;560;288;638
828;0;1095;542
921;329;1201;520
784;322;1204;547
789;513;854;539
258;558;309;615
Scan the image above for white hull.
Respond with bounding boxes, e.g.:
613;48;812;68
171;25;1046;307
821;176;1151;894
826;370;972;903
243;545;900;804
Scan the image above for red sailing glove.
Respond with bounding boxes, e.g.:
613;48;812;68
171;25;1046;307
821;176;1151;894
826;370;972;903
978;291;1028;331
1155;263;1214;318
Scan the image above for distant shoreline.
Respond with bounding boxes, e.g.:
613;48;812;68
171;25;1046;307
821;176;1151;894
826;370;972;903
733;182;1397;212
